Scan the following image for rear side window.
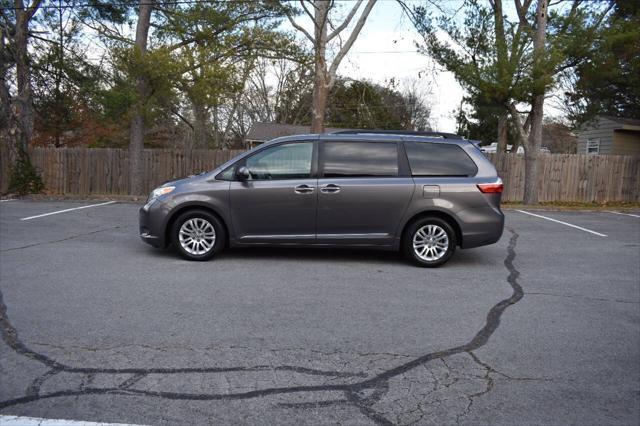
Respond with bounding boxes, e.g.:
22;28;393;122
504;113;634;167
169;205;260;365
322;142;398;178
404;142;477;177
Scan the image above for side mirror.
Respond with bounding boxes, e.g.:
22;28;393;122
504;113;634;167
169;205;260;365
236;166;250;181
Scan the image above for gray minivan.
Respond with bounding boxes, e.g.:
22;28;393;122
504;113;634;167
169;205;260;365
139;131;504;267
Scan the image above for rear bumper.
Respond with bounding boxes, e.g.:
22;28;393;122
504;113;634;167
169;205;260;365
139;200;168;248
457;206;505;249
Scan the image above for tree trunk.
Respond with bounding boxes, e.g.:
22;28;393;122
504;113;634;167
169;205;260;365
212;105;221;149
129;0;152;195
524;96;544;204
310;1;329;133
191;100;210;148
523;144;539;204
14;1;34;151
2;1;45;195
287;0;375;133
1;59;15;165
497;109;509;153
522;0;549;205
0;79;17;185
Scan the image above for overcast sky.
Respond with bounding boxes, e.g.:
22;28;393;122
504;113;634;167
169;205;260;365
283;0;568;133
337;0;463;132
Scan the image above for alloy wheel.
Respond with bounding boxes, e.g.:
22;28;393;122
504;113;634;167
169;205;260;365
178;218;216;256
412;224;449;261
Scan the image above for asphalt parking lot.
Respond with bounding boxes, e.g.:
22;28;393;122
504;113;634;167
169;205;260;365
0;199;638;425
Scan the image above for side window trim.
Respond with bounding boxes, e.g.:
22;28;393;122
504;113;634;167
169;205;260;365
397;141;412;177
318;140;403;179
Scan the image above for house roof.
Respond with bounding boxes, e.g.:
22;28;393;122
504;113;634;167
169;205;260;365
576;115;640;133
602;116;640;126
245;122;348;142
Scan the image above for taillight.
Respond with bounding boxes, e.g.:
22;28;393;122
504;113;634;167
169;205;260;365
477;180;503;193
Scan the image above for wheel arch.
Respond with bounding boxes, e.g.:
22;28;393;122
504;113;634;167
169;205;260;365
164;203;230;248
401;210;463;247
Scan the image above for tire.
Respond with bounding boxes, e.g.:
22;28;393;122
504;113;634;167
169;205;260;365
402;217;457;267
171;209;226;261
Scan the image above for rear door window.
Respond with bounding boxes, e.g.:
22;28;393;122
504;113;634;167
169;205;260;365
404;142;477;177
322;142;398;178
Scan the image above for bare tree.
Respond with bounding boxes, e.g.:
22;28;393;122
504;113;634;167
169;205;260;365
241;58;312;124
400;78;432;131
129;0;153;195
285;0;376;132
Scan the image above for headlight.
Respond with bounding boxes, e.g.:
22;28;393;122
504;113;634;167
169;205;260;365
143;186;175;211
151;186;175;199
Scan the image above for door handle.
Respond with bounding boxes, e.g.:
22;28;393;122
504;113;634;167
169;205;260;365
294;184;315;194
321;184;341;193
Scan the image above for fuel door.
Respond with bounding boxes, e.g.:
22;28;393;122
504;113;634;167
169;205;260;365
422;185;440;199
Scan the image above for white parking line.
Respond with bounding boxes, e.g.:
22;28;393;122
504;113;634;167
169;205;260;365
20;201;116;221
515;209;607;237
0;415;145;425
605;210;640;218
0;199;16;203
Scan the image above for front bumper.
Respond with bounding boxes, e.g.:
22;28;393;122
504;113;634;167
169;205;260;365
139;199;168;248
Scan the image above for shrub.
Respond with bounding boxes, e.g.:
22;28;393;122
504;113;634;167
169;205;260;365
8;148;44;195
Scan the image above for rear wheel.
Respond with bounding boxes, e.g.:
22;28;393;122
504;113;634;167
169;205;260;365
403;217;456;267
171;209;225;261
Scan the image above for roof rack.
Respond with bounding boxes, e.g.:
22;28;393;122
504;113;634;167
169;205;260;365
331;129;464;140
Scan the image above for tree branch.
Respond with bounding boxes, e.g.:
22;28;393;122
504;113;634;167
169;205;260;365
285;11;314;43
170;107;194;130
327;0;376;87
327;0;363;42
25;0;42;21
514;0;534;30
299;0;315;24
509;101;530;147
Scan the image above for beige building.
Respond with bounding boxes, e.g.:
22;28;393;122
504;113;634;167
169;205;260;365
576;116;640;155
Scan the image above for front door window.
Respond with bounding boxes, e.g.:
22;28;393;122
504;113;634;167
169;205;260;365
246;142;313;180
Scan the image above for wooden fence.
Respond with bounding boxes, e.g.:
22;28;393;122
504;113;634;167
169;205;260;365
487;153;639;203
1;147;638;202
0;148;244;196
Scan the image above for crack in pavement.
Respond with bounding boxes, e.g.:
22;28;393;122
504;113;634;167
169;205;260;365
0;228;523;425
456;354;494;425
118;373;147;390
25;369;59;397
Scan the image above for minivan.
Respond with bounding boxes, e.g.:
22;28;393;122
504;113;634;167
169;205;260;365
139;130;504;267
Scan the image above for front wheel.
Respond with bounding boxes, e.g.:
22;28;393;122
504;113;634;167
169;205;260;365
403;217;456;267
171;209;225;261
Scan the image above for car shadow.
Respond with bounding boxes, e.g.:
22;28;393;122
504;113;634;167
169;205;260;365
143;244;491;267
219;246;405;265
